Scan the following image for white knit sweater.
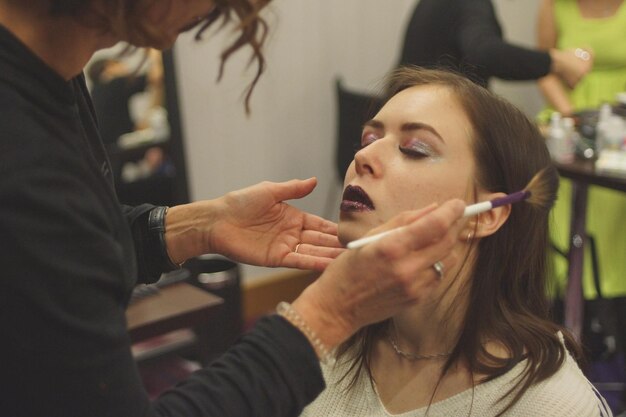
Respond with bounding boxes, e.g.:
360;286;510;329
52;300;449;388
301;337;612;417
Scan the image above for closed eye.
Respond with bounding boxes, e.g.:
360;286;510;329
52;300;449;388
354;131;380;154
399;140;436;159
361;131;379;147
400;147;429;158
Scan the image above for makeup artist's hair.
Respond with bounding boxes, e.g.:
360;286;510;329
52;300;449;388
336;66;580;416
43;0;270;112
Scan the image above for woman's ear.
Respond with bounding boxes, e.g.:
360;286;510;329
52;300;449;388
463;192;512;240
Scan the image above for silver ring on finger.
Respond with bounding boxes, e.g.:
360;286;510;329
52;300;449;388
432;261;444;280
575;48;590;61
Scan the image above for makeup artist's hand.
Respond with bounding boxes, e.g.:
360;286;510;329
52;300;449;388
291;199;466;351
550;47;593;89
165;178;344;271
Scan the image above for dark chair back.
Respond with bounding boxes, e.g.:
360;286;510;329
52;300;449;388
334;78;383;181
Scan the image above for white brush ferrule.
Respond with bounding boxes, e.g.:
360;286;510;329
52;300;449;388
463;201;493;217
347;200;498;250
346;228;400;249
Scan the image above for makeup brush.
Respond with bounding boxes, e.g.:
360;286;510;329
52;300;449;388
346;167;555;249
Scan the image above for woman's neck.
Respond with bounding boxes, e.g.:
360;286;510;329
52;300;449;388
368;268;474;414
390;279;467;358
371;300;471;414
0;2;117;80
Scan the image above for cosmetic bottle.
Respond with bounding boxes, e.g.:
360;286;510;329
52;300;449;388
547;112;574;163
595;103;613;153
546;112;562;160
603;115;625;151
558;117;576;163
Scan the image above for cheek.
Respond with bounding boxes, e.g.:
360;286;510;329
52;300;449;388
383;166;442;212
386;183;435;213
385;164;470;211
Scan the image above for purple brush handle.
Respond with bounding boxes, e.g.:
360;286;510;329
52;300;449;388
491;190;530;208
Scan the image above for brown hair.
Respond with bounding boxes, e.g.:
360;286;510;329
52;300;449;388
46;0;270;113
337;66;580;416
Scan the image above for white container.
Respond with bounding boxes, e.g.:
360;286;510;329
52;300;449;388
557;117;576;163
603;116;625;150
595;103;613;153
547;112;575;163
547;112;563;160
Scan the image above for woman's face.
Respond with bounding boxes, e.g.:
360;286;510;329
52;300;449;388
339;85;476;245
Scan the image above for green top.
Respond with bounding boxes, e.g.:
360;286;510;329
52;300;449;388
554;0;626;109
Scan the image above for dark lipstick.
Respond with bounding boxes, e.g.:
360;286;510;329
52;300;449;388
341;185;375;212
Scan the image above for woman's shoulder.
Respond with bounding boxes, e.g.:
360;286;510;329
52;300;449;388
299;355;379;416
507;348;612;416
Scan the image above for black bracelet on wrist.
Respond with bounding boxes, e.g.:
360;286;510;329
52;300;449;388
148;206;180;270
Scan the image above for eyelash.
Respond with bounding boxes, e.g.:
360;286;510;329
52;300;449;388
362;132;378;146
354;132;379;153
356;133;434;160
399;144;433;159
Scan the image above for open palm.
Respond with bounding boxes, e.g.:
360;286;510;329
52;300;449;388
208;178;344;271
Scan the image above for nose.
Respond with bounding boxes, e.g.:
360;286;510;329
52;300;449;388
353;138;386;178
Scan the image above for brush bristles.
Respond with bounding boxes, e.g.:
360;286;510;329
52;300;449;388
522;166;559;209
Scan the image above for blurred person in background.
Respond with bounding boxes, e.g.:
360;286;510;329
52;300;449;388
537;1;626;413
398;0;593;90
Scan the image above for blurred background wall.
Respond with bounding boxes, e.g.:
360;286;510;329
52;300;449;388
173;0;542;280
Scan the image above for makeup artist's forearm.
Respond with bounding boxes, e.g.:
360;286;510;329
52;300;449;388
292;286;355;352
538;75;574;116
549;49;568;77
164;201;218;264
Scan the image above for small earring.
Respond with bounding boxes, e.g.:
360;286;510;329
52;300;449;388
467;230;473;241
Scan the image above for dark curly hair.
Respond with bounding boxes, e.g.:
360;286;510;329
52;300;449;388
46;0;270;113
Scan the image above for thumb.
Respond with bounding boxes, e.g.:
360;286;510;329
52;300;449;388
273;177;318;202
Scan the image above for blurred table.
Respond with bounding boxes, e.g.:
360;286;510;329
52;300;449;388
554;159;626;341
127;282;223;364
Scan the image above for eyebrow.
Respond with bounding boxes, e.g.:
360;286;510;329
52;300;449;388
363;120;445;143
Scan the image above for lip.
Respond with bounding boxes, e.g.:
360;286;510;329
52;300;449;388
341;185;375;212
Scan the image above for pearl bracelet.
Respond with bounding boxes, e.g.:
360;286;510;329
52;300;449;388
276;301;335;365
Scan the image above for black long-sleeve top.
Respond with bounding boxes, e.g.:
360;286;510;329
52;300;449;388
0;24;323;417
399;0;552;87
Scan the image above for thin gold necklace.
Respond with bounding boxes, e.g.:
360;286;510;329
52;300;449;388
388;323;451;361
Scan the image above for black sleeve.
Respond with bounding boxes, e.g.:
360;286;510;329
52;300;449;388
152;316;325;417
0;162;324;417
108;74;149;97
0;162;149;417
120;203;178;285
456;0;552;81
